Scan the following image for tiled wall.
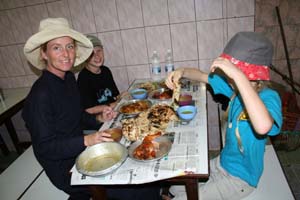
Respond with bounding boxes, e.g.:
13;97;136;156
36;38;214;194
2;0;280;151
255;0;300;106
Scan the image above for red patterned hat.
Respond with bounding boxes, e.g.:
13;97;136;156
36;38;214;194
221;32;273;81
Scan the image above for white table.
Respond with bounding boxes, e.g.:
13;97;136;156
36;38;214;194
72;79;209;200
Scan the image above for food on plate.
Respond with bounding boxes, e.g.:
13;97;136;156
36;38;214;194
119;100;151;115
171;81;181;110
134;81;168;93
133;132;162;160
152;89;173;100
148;104;178;129
121;104;178;141
121;117;144;141
135;81;156;92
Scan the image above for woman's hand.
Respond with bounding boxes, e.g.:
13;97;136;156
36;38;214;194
84;131;113;146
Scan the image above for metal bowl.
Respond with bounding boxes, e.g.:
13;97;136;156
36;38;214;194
118;99;152;116
76;142;128;176
128;136;172;162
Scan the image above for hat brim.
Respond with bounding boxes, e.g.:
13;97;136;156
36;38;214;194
24;27;93;70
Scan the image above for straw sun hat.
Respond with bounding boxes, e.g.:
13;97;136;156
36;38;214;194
24;18;93;70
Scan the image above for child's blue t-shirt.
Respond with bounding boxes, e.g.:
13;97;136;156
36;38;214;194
208;74;282;187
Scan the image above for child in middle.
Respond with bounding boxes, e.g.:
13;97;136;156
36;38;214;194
77;35;121;130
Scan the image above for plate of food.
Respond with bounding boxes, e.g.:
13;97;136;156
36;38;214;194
118;99;152;116
133;80;167;93
128;132;172;162
149;88;173;101
133;81;156;92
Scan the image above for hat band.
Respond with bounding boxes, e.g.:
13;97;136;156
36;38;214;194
220;53;270;81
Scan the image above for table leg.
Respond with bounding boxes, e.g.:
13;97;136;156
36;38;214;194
4;118;23;154
185;179;199;200
0;133;9;155
89;185;107;200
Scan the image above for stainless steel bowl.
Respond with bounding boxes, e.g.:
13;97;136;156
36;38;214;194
76;142;128;176
128;135;172;162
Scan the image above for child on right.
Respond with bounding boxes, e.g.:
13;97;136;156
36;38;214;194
164;32;282;200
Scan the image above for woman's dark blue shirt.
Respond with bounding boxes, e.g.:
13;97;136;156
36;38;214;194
22;70;97;190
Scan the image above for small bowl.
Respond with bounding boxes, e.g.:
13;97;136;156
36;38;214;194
178;94;193;106
130;88;147;99
177;105;197;121
105;127;122;142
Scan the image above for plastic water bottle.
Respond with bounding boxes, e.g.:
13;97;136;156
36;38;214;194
165;49;174;75
151;51;161;81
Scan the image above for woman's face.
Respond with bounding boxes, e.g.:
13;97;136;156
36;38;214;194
87;46;104;68
41;36;76;78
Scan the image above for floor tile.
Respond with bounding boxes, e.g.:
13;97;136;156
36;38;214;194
276;147;300;200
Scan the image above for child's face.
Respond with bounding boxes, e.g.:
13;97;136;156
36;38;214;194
88;46;104;68
250;81;260;91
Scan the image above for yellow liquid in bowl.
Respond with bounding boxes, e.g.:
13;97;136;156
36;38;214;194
85;155;119;172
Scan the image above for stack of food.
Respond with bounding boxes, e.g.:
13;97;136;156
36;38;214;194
121;103;178;141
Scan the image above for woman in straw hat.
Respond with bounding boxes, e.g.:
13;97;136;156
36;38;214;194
22;18;161;200
164;32;282;200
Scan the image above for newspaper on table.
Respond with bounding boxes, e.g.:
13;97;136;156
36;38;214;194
71;80;208;185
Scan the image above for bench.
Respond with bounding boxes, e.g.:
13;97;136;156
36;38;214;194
19;171;68;200
0;146;68;200
218;106;295;200
242;144;294;200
